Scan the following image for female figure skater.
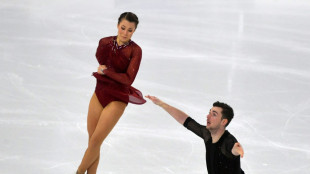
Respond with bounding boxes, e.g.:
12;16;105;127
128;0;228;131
76;12;146;174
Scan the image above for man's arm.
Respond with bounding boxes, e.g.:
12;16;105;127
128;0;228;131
145;95;189;124
232;142;244;158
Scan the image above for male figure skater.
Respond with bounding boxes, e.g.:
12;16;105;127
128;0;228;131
146;95;245;174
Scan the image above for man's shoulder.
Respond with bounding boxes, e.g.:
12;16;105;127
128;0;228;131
220;130;238;147
224;130;238;142
219;130;239;159
184;117;205;128
184;117;211;139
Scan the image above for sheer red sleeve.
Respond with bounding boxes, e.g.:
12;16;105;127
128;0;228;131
103;44;142;86
95;37;111;65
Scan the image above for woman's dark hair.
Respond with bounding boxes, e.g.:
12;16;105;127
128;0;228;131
213;101;234;127
118;12;139;29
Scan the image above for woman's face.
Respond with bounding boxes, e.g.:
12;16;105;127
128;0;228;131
117;19;136;45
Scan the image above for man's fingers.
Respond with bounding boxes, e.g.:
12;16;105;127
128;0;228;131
146;95;156;100
145;95;152;99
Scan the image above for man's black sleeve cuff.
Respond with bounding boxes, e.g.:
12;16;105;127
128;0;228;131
183;117;193;127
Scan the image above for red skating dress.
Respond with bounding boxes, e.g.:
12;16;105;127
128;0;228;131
92;36;146;108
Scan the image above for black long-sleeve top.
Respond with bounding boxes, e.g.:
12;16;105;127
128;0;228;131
184;117;244;174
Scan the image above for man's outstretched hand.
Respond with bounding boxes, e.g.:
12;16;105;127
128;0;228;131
145;95;164;106
232;142;244;158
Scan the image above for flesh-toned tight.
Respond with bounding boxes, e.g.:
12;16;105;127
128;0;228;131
77;93;127;174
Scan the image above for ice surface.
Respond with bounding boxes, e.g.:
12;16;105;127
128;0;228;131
1;0;310;173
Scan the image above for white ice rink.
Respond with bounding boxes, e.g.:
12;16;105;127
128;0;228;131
1;0;310;173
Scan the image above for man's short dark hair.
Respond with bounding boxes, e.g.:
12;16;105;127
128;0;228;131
213;101;234;127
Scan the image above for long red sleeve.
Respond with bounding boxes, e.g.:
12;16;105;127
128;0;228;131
103;44;142;86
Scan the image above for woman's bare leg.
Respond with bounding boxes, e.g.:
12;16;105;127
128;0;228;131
85;93;103;173
78;100;127;173
77;93;103;174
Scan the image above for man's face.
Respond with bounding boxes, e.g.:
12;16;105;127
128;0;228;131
206;106;226;131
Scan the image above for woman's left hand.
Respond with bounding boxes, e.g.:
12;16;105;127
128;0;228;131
97;65;107;75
